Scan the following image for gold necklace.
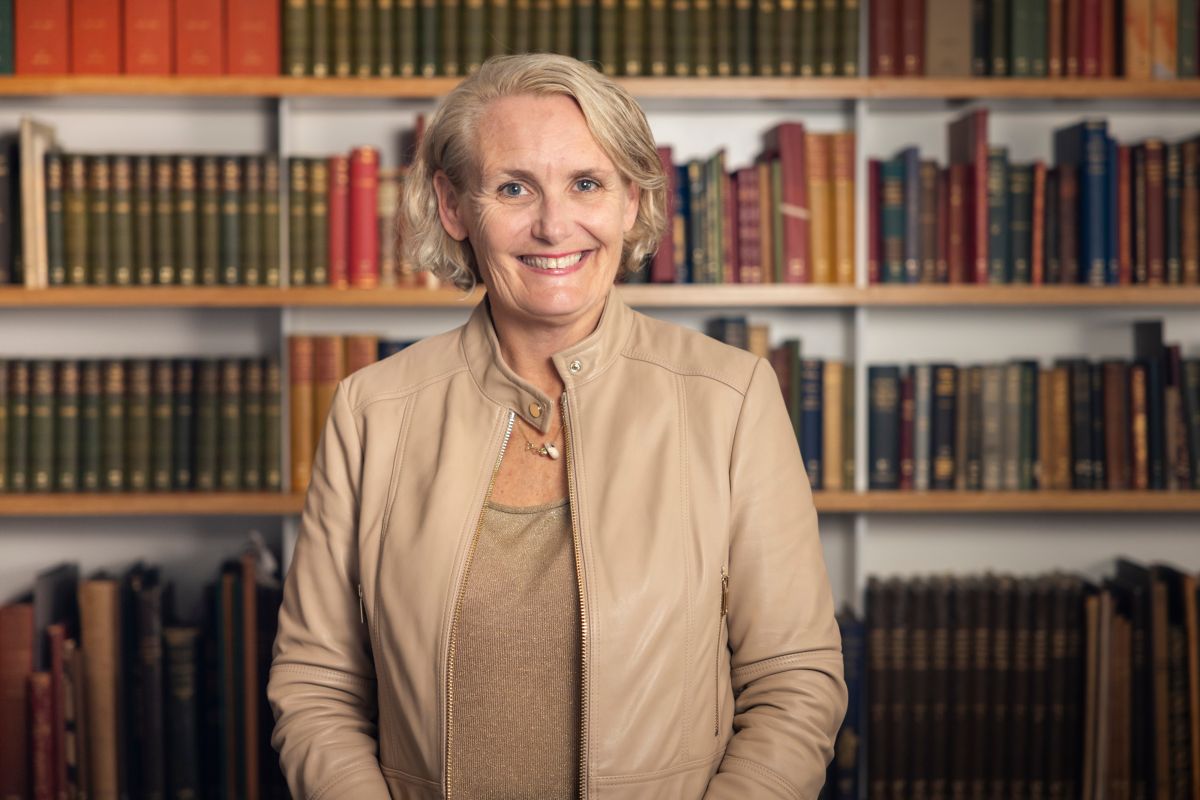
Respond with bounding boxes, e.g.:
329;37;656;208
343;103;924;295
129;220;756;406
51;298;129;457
516;413;561;460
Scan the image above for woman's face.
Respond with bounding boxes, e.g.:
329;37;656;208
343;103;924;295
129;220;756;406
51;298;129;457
434;93;640;334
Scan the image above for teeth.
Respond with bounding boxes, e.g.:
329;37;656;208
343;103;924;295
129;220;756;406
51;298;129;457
520;252;583;270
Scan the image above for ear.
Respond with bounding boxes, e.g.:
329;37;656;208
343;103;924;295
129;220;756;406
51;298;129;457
433;169;469;242
621;178;640;234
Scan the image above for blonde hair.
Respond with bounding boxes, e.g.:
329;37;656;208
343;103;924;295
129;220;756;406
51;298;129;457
398;53;668;291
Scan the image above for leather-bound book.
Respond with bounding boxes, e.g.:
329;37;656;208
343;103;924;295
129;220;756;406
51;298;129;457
1185;360;1200;489
163;626;201;800
970;0;986;75
797;0;817;75
990;576;1015;800
870;0;898;75
989;0;1007;74
1149;564;1191;798
44;624;68;800
953;364;971;489
731;0;751;75
1101;360;1130;490
175;0;224;75
194;360;220;491
263;157;280;287
217;565;243;800
574;0;595;64
948;109;989;284
227;0;281;74
1009;163;1033;284
869;366;901;490
1165;143;1182;285
1063;0;1080;75
108;155;133;286
712;0;732;77
241;156;264;287
1149;0;1176;77
0;602;33;799
28;360;52;493
30;671;53;799
241;359;264;491
1179;0;1198;77
169;156;196;287
307;158;330;286
1129;361;1150;490
1001;362;1020;490
54;361;79;492
263;359;282;491
80;576;122;800
462;0;483;73
1061;359;1091;490
822;360;843;491
151;359;173;491
799;359;823;487
947;579;972;799
916;159;937;283
1045;0;1064;75
841;0;860;75
353;0;376;76
88;156;112;285
669;0;690;74
1166;345;1191;489
865;579;889;800
1144;140;1166;284
756;0;776;74
913;364;932;490
70;0;121;74
831;132;855;285
1019;362;1038;490
1031;160;1046;284
1009;0;1033;75
287;158;309;287
1034;366;1051;488
924;0;971;76
817;0;838;76
841;363;854;488
807;134;833;284
327;154;351;289
377;0;396;76
1132;144;1149;284
693;0;713;76
397;0;417;73
199;157;222;287
907;581;930;798
930;364;956;490
331;0;352;76
349;147;380;288
1181;140;1199;285
834;606;864;800
79;361;102;490
896;147;919;283
898;367;915;490
131;572;165;800
284;0;309;76
8;360;30;492
946;163;967;283
986;147;1009;284
219;157;242;286
417;0;437;75
237;552;261;800
866;160;881;284
15;0;69;74
980;364;1002;491
899;0;924;75
1133;320;1165;489
651;148;676;283
173;361;194;490
1054;121;1109;286
1044;167;1061;283
43;152;65;286
288;337;316;491
924;579;950;798
1027;578;1051;799
1009;580;1033;797
151;155;174;286
125;360;151;492
887;580;909;800
219;360;243;491
124;0;173;74
1057;162;1079;284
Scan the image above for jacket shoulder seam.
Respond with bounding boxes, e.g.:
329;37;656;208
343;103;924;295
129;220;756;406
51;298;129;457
349;365;468;414
621;349;752;395
721;754;802;799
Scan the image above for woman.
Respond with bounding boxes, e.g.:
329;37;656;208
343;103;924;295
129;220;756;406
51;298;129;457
268;53;846;800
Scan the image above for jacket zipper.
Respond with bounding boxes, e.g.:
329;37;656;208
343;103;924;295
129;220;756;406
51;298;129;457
444;410;516;800
358;582;365;624
561;393;590;800
715;566;729;736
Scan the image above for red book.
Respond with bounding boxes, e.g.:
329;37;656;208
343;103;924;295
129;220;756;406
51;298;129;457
721;166;738;283
651;146;676;283
0;604;34;800
1079;0;1100;76
225;0;280;74
15;0;70;74
328;155;351;288
935;167;948;282
1031;160;1046;285
124;0;173;74
899;368;915;491
1118;145;1132;285
761;122;810;283
948;109;989;284
175;0;223;75
947;163;967;283
899;0;925;75
1145;140;1165;284
1059;165;1078;283
736;167;763;284
871;0;899;75
349;147;380;288
868;159;881;285
30;673;54;800
71;0;121;74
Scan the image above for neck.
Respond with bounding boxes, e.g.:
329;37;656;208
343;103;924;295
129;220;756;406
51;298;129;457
489;297;606;401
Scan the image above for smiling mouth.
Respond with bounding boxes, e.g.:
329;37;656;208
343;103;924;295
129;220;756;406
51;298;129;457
518;252;586;270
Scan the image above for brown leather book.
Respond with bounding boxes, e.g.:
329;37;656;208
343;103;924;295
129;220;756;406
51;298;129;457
80;577;121;800
923;0;971;75
1036;366;1051;489
831;132;855;285
62;637;87;800
1082;590;1100;799
1118;144;1133;285
1129;362;1150;490
949;578;973;800
947;163;968;283
1048;365;1071;489
822;360;843;490
0;603;34;799
990;576;1015;800
899;0;924;75
935;167;949;283
870;0;899;75
1102;361;1130;490
866;578;889;800
918;159;937;283
45;623;67;800
124;0;172;74
1031;160;1046;284
756;161;774;282
1144;140;1166;284
30;671;53;799
14;0;69;74
1058;165;1079;285
1064;0;1081;75
313;335;346;451
806;134;833;284
888;580;910;799
175;0;224;75
1098;0;1115;76
969;578;991;800
288;336;315;492
1108;608;1132;797
1046;0;1064;76
948;109;989;284
240;552;260;800
735;167;763;284
907;580;930;798
1010;580;1033;797
1181;139;1199;285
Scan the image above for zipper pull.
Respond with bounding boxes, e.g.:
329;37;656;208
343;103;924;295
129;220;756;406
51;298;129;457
720;567;729;617
357;582;365;624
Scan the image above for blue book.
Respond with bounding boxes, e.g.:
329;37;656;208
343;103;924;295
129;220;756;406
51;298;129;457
834;608;865;800
1054;120;1108;285
880;157;906;284
868;365;901;489
799;359;823;489
897;147;921;283
1106;135;1120;285
377;340;415;361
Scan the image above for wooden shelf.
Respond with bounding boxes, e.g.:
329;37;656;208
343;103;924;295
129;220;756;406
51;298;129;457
3;284;1199;308
2;75;1200;101
0;492;302;516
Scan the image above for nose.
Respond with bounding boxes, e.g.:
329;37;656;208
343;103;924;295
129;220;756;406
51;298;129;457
530;191;570;244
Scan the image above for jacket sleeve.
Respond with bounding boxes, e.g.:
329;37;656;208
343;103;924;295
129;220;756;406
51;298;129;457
267;381;391;800
704;358;849;800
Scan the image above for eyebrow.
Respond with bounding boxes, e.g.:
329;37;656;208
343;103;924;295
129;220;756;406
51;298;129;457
486;166;616;184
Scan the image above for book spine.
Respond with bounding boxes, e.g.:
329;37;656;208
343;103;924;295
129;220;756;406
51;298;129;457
1150;0;1177;77
88;156;112;286
240;359;263;491
102;360;124;491
289;159;310;287
55;361;78;491
832;132;855;285
756;0;777;74
349;147;380;288
598;0;617;74
980;365;1002;490
126;359;151;491
648;0;669;74
1036;367;1052;487
355;0;377;76
822;360;843;490
163;628;201;799
1009;163;1033;283
219;360;242;491
227;0;281;74
797;0;817;75
152;360;173;491
868;366;900;489
198;156;221;286
15;0;69;74
1045;167;1061;283
871;0;898;75
1031;160;1046;284
900;0;924;75
1068;359;1093;489
219;157;241;286
694;0;713;76
816;0;837;75
784;126;814;283
308;158;330;286
1165;142;1182;284
901;148;921;282
376;0;396;75
263;158;281;288
1146;140;1165;284
1002;362;1021;490
918;159;937;282
990;0;1008;74
574;0;595;62
1009;0;1031;75
673;0;693;75
1183;360;1200;488
71;0;121;74
105;155;132;286
289;337;315;491
332;0;352;75
79;362;102;490
800;359;823;488
174;360;194;490
1103;361;1130;489
44;153;64;286
931;364;956;489
240;156;263;287
7;362;27;491
1182;140;1199;285
971;0;987;74
396;0;416;73
881;157;905;283
1059;164;1078;284
31;670;53;799
713;0;732;75
841;0;859;75
1020;362;1038;489
285;0;310;75
987;147;1010;284
532;0;552;53
150;156;174;286
264;359;282;491
175;0;224;74
29;360;53;492
461;0;483;72
194;360;219;491
947;163;967;283
169;156;195;288
1124;0;1152;78
376;168;397;287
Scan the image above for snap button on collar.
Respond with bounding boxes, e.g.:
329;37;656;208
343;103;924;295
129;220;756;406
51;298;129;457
568;359;582;374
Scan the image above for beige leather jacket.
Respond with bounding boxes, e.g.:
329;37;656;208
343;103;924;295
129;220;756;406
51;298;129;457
268;288;847;800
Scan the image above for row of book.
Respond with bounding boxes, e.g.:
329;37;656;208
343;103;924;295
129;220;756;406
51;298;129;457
635;126;857;285
869;109;1200;286
5;0;281;76
0;358;283;494
867;322;1200;492
704;317;855;490
0;546;289;800
280;0;862;78
873;0;1198;80
820;561;1200;800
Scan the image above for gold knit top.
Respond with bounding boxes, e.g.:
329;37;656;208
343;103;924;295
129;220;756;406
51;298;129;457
448;497;581;799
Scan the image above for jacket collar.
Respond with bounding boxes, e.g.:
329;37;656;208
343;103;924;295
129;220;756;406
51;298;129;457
461;286;633;435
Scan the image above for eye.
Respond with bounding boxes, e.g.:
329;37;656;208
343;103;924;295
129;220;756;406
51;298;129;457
575;178;599;192
499;182;526;197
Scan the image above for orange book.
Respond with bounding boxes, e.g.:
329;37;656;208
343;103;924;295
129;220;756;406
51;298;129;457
1123;0;1152;79
1037;367;1052;488
1150;0;1177;78
805;134;834;284
822;359;844;490
175;0;224;75
72;0;122;74
345;335;380;376
15;0;70;74
225;0;281;74
831;131;856;285
79;578;121;800
288;336;315;491
125;0;173;74
313;335;346;452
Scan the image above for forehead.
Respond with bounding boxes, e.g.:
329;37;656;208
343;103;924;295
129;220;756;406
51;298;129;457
473;94;617;177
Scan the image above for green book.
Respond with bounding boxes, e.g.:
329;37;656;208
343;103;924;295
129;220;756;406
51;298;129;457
88;156;112;285
175;156;197;287
173;361;194;490
285;0;310;75
152;360;174;491
134;156;155;286
220;157;241;286
312;0;331;76
1028;0;1046;76
0;362;6;491
199;156;221;286
881;157;905;283
1009;163;1033;284
733;0;752;75
377;0;396;75
55;362;79;492
65;156;89;285
647;0;668;75
154;155;175;285
841;0;859;75
219;360;242;491
1009;0;1032;76
444;0;462;75
334;0;353;76
756;0;776;75
598;0;618;74
989;0;1008;75
694;0;713;76
419;0;439;75
817;0;836;75
102;360;125;492
111;155;134;286
354;0;376;76
7;361;28;492
241;156;263;287
511;0;531;53
308;158;329;286
126;359;151;492
30;360;54;492
575;0;595;62
397;0;417;73
1166;142;1182;284
798;0;817;76
777;0;796;75
622;0;642;74
288;158;308;287
554;0;572;56
842;361;855;487
713;0;732;75
194;360;219;491
1180;0;1198;77
0;0;12;74
45;153;65;286
263;158;281;287
79;362;102;491
264;359;282;491
987;146;1010;284
672;0;691;75
1018;361;1037;490
241;359;263;491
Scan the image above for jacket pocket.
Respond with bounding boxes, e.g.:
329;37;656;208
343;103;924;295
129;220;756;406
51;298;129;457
714;566;729;735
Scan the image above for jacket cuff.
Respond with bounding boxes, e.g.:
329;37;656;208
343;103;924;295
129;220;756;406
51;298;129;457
309;763;392;800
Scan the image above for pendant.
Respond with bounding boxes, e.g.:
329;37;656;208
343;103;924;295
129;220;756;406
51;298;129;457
544;443;560;460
